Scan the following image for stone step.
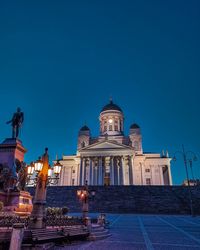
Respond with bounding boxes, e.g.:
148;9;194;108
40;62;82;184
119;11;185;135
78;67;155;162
89;233;112;241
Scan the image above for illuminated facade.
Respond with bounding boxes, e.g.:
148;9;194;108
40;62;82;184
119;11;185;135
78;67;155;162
58;100;172;186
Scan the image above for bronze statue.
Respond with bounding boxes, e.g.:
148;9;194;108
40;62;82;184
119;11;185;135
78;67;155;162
0;160;28;192
6;107;24;138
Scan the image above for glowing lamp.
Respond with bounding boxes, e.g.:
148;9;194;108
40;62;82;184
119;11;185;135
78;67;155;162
53;160;62;175
27;163;35;175
77;190;82;196
48;168;52;177
108;119;113;124
34;158;43;172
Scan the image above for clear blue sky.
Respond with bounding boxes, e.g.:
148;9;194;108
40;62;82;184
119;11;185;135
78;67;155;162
0;0;200;184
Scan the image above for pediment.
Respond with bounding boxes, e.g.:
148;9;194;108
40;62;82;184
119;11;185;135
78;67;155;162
79;140;132;152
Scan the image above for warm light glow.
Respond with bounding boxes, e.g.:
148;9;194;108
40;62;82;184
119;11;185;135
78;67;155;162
48;168;52;177
34;158;43;172
27;163;34;175
53;160;62;174
108;119;113;124
77;190;82;196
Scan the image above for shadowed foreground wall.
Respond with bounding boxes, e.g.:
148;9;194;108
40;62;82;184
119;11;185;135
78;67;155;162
28;186;200;215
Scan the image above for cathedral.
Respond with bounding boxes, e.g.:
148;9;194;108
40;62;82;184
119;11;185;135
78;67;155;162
58;100;172;186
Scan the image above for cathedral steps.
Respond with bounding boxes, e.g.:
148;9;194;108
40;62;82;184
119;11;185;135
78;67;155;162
28;185;200;215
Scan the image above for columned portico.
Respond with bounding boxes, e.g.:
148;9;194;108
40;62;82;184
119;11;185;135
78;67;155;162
78;153;134;186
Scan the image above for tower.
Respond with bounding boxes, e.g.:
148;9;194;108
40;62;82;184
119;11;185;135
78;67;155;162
77;125;91;150
129;123;143;153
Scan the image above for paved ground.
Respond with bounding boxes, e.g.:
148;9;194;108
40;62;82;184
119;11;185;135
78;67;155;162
56;214;200;250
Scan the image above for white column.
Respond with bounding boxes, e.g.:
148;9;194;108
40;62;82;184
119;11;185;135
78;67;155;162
120;156;124;185
123;155;130;185
81;158;85;185
94;158;98;185
129;156;133;185
98;157;102;185
159;165;164;185
85;158;90;183
90;158;94;185
168;164;173;185
117;157;120;185
141;162;145;185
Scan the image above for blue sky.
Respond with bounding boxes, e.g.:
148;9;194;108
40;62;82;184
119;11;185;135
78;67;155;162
0;0;200;184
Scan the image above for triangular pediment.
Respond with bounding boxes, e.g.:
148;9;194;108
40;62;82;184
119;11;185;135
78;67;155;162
79;140;133;152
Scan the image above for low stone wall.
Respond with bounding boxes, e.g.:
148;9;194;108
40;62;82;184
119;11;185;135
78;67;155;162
28;185;200;215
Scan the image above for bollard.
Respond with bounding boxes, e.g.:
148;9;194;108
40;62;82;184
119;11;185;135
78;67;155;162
9;223;24;250
85;217;92;230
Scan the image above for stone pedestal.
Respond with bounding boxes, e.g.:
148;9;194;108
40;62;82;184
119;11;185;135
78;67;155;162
0;138;32;216
0;190;32;215
0;138;27;167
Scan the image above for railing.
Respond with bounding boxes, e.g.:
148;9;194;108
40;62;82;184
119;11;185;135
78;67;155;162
46;216;83;227
0;214;83;228
0;215;29;228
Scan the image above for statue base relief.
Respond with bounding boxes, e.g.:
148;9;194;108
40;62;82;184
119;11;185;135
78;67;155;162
0;138;32;216
0;190;32;216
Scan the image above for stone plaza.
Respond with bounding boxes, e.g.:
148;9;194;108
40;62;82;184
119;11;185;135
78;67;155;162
56;214;200;250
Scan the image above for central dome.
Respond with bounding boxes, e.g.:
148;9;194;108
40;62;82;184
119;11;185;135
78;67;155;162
101;100;122;112
99;99;124;136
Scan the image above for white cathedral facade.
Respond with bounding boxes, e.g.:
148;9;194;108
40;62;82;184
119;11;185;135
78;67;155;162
58;100;172;186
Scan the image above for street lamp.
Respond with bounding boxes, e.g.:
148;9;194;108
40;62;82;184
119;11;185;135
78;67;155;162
173;144;198;216
77;180;96;222
29;148;62;229
27;157;62;187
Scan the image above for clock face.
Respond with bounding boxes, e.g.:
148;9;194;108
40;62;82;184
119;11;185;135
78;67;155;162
108;119;113;124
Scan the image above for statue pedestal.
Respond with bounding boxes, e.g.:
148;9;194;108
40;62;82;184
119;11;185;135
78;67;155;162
0;190;32;216
0;138;32;216
0;138;27;168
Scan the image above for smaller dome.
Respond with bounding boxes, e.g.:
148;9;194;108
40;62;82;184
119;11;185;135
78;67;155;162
80;125;90;131
130;123;140;129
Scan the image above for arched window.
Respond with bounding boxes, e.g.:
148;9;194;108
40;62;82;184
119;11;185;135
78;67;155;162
81;141;85;148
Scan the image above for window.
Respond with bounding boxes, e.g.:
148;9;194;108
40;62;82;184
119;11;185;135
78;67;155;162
81;141;85;148
109;125;112;131
145;168;150;173
72;170;75;174
114;125;118;131
104;126;107;132
146;178;151;185
72;179;75;186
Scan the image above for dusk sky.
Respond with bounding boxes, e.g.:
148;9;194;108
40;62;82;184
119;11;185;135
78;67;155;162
0;0;200;184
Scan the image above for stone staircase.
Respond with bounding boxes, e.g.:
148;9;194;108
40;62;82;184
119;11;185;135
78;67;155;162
28;185;200;215
88;224;111;241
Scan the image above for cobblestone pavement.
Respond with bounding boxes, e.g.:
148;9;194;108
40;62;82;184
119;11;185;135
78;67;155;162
56;214;200;250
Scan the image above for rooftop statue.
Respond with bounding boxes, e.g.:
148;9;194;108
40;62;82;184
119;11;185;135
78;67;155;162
6;107;24;139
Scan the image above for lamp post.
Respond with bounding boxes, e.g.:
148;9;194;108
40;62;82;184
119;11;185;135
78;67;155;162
77;181;95;223
173;144;197;216
28;148;62;229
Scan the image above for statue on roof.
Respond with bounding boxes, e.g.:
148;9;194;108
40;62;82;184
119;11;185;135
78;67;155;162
6;107;24;138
